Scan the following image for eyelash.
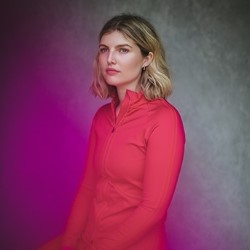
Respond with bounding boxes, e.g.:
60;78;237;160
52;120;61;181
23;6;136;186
99;47;108;53
99;48;129;54
119;48;129;53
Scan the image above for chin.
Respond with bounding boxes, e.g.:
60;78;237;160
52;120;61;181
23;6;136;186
106;82;119;87
104;79;120;87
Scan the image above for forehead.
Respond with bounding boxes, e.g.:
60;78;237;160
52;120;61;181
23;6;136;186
99;30;135;46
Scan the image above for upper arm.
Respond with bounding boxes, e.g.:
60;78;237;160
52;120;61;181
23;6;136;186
142;107;185;217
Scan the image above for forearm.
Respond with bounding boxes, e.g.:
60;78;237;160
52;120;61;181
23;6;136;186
96;202;168;250
61;185;94;248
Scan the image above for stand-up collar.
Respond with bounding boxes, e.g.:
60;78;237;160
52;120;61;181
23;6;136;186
111;89;147;121
111;89;145;111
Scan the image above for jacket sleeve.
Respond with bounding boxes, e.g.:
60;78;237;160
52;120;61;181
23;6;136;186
61;118;97;249
97;107;185;250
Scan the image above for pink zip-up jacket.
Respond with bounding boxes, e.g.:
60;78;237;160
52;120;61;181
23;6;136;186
61;90;185;250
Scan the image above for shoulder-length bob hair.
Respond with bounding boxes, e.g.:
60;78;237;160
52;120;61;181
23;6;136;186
91;14;172;100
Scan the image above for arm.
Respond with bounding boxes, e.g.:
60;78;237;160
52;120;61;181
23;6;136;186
98;107;185;249
61;119;97;249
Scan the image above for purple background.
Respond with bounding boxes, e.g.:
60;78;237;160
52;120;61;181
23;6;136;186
1;1;250;249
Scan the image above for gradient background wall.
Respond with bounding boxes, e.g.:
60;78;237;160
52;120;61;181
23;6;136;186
1;0;249;249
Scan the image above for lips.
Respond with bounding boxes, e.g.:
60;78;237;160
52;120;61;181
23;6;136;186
106;68;119;75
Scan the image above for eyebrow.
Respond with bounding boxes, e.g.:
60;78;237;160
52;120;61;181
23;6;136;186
99;43;132;48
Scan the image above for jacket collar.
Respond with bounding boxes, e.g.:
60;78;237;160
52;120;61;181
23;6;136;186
111;89;147;120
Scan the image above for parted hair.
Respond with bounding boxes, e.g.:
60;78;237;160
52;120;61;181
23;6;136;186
91;14;173;100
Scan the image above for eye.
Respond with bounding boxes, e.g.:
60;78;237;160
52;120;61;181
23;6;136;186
99;47;108;53
119;48;129;53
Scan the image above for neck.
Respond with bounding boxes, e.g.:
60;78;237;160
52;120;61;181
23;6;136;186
115;86;135;117
116;85;140;103
116;88;126;104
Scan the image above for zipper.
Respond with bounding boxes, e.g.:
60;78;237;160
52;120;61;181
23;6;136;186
102;126;116;173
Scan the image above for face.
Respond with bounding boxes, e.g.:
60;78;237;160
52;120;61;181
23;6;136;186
98;30;151;92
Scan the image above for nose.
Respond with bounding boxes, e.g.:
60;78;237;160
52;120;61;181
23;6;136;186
107;50;116;65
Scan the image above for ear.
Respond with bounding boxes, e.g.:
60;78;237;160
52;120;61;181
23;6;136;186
142;52;154;67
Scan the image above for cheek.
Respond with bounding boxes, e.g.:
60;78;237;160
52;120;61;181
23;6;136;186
127;60;143;73
123;56;142;70
99;53;107;62
98;56;106;71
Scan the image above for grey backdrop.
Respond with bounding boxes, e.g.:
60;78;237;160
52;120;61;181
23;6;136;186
1;0;250;249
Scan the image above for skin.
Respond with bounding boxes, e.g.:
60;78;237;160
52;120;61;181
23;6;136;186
98;30;153;115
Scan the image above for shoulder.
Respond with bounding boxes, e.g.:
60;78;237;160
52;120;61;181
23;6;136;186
147;99;185;141
92;102;112;123
95;103;111;116
148;99;182;123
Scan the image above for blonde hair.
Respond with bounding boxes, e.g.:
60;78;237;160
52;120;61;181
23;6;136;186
92;14;172;100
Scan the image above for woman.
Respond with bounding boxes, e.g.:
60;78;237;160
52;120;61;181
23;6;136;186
61;14;185;250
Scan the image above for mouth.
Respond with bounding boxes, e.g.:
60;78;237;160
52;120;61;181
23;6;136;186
106;68;119;75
